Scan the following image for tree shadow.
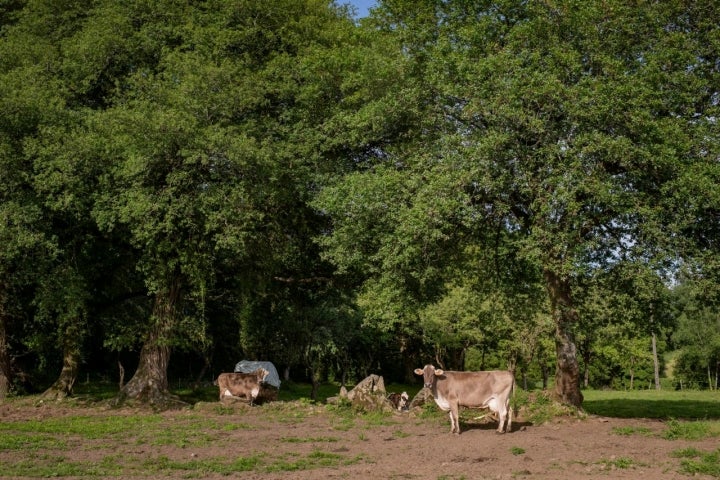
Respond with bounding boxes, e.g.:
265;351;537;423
583;398;720;420
459;416;533;433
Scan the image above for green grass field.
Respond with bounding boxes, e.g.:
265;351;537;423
582;389;720;420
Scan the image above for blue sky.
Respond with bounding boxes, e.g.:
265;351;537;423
346;0;377;18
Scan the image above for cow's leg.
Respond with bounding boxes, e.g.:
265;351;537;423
506;399;513;433
450;402;461;434
249;385;260;406
496;406;507;434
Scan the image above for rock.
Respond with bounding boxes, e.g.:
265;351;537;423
408;387;434;409
346;374;385;400
329;374;394;412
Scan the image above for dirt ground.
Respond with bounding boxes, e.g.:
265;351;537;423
1;398;717;479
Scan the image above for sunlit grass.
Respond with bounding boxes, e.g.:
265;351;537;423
673;447;720;477
611;425;654;436
662;419;720;440
583;389;720;419
596;456;645;470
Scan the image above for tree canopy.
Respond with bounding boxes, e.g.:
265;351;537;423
1;0;718;404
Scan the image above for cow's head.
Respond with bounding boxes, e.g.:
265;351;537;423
399;391;409;410
414;364;444;389
254;367;270;382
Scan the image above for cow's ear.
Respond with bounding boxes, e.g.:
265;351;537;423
413;368;423;375
435;369;444;376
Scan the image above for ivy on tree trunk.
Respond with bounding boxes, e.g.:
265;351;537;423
41;345;79;401
0;312;10;399
544;269;583;407
116;280;183;408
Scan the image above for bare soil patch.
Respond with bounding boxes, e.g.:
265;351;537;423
0;398;716;479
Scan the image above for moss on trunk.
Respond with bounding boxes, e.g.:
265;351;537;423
114;280;186;409
544;268;583;408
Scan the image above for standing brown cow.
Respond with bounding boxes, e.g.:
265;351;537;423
415;364;514;434
216;368;269;405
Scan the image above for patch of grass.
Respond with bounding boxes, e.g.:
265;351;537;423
72;381;120;401
147;428;216;448
331;416;356;431
597;456;643;469
276;381;342;403
583;389;720;420
143;454;263;475
673;448;720;477
280;436;339;443
510;446;526;455
262;398;324;423
393;429;411;438
221;422;252;431
208;404;237;415
173;385;218;404
662;419;720;440
611;425;654;436
264;450;361;472
0;414;164;439
0;455;124;477
361;410;397;426
0;433;67;450
326;399;357;431
673;447;705;458
514;389;580;425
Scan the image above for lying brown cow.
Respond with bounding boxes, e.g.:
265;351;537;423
387;391;409;411
216;368;269;405
415;364;514;434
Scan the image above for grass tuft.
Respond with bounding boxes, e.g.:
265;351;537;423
597;456;643;469
662;419;718;440
611;425;654;436
673;448;720;477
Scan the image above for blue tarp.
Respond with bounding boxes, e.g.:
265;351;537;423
234;360;281;388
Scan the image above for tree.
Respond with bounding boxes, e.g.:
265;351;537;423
54;0;385;405
315;0;717;406
0;0;70;396
671;281;720;390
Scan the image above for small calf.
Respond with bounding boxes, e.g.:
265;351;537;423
387;391;409;411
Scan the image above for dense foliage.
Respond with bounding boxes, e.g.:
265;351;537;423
1;0;718;404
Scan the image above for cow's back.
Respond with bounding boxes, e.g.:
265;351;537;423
437;370;514;407
217;372;261;401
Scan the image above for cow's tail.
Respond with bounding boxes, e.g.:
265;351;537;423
504;371;516;433
507;378;514;433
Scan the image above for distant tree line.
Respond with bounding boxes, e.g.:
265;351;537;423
1;0;718;406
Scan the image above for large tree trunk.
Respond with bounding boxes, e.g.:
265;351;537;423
41;343;79;401
41;318;83;401
543;269;583;408
115;280;184;408
0;312;11;400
